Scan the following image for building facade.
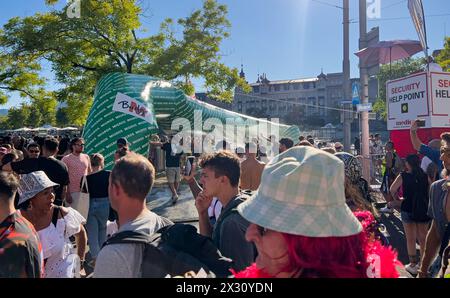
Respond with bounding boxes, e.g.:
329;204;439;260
233;68;378;127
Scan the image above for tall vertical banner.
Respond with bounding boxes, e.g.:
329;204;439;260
408;0;428;57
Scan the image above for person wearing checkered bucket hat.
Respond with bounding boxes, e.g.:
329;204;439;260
233;146;402;278
18;171;88;278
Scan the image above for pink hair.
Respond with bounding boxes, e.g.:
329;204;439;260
234;211;401;278
282;232;369;278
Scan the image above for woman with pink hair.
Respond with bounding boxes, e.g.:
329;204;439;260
233;146;402;278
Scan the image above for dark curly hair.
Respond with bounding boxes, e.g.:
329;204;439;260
199;150;240;187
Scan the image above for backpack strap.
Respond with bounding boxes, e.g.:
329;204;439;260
212;194;249;248
103;230;161;247
45;206;63;266
51;206;61;227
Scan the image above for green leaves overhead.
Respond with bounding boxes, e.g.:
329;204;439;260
0;33;44;104
436;37;450;71
372;58;425;120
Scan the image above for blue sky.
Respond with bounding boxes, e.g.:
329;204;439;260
1;0;449;109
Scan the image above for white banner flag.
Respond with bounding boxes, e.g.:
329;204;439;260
112;92;155;124
408;0;428;57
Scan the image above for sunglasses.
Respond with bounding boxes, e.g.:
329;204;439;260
29;150;40;154
257;225;268;237
75;143;85;147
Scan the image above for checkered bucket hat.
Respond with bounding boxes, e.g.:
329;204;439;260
18;171;59;206
237;146;362;237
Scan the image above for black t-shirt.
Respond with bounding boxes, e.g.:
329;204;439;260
162;143;183;168
83;170;111;199
400;172;429;213
11;157;70;205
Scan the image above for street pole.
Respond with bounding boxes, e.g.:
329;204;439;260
343;0;352;152
359;0;370;182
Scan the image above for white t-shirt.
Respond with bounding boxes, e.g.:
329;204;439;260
94;209;172;278
38;207;86;278
208;197;222;221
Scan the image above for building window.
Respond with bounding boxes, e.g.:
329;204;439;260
303;82;310;89
274;85;280;92
293;83;300;90
253;86;259;93
284;84;290;90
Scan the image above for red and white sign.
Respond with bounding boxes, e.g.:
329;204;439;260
430;72;450;128
112;92;155;124
387;72;429;130
387;71;450;130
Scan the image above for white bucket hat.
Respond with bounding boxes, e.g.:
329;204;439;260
237;146;362;237
18;171;59;206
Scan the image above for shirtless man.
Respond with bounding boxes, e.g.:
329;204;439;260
240;142;265;191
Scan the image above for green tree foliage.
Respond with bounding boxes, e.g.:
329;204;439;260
0;116;8;130
0;29;44;104
56;107;70;127
372;58;424;120
1;0;249;125
26;105;43;127
6;105;30;129
436;37;450;71
32;91;58;125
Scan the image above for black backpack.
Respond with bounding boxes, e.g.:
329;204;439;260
103;223;234;278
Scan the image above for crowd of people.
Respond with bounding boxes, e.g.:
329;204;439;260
1;120;449;278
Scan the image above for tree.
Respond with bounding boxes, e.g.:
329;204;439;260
29;91;58;125
1;0;249;125
0;116;8;130
436;37;450;71
56;107;70;127
372;58;424;120
6;105;30;129
26;105;43;127
0;33;45;104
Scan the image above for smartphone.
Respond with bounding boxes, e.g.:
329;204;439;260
184;156;195;176
416;119;426;127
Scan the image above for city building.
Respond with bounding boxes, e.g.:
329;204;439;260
232;66;378;128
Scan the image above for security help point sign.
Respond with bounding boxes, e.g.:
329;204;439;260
387;71;450;130
430;72;450;128
387;72;429;130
